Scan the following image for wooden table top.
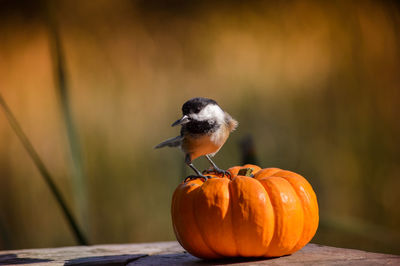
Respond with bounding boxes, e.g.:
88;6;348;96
0;241;399;265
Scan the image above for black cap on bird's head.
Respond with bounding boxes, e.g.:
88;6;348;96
171;97;221;127
182;97;218;115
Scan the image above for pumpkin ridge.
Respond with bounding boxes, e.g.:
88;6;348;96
258;177;277;256
276;170;319;253
177;181;220;259
276;176;304;253
191;184;222;258
171;183;189;249
279;172;306;251
227;179;239;256
260;176;304;256
193;180;231;258
229;176;275;256
256;177;275;255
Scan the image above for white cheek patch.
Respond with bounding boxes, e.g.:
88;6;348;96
190;104;225;122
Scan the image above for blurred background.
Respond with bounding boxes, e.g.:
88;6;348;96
0;0;399;254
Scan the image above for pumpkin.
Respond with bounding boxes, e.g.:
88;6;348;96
171;165;319;259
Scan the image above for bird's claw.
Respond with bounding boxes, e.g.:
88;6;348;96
184;175;213;183
203;168;232;178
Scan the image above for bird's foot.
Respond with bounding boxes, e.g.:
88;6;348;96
184;175;214;183
203;167;232;178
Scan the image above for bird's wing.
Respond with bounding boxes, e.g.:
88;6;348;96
154;136;183;149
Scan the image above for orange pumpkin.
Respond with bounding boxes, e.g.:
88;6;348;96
171;165;319;259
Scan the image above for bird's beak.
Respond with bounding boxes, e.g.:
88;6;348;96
171;115;190;127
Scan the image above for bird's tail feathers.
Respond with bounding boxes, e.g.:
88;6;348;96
154;136;183;149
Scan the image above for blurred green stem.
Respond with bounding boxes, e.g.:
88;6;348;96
0;93;88;245
45;0;90;240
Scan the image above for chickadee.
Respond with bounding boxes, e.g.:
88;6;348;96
155;97;238;178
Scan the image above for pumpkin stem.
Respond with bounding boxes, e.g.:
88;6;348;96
238;168;254;177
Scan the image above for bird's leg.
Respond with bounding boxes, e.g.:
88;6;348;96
188;163;203;176
184;154;212;182
204;155;231;178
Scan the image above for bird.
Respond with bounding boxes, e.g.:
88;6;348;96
155;97;238;179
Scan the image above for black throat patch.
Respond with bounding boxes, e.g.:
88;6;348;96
182;120;220;135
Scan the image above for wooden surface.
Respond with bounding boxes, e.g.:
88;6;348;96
0;241;399;265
